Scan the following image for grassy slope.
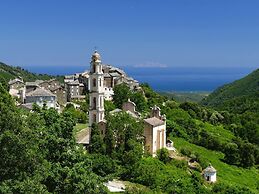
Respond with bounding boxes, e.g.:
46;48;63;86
174;137;259;192
195;120;235;143
202;69;259;108
73;123;87;133
159;91;209;103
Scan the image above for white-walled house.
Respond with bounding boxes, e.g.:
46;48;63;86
25;87;57;109
203;164;217;183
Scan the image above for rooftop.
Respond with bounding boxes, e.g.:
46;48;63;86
8;78;24;85
204;164;217;173
26;88;56;97
144;117;164;127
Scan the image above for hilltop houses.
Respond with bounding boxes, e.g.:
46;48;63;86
8;78;62;110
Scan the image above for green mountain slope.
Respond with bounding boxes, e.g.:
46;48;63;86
201;69;259;113
0;62;63;88
173;137;259;193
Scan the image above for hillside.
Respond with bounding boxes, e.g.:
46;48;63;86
159;91;210;103
0;68;258;193
173;137;259;193
201;69;259;113
0;62;64;88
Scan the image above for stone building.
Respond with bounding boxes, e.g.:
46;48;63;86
64;75;75;84
109;99;140;119
67;80;85;101
39;79;61;91
8;78;25;100
25;80;43;93
52;86;67;105
8;78;24;89
25;87;57;109
144;106;166;156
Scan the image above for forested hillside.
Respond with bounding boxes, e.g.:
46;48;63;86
0;77;258;193
0;62;63;89
201;68;259;113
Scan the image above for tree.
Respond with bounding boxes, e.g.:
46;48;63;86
0;84;108;193
63;103;87;124
240;142;255;168
104;112;144;169
104;123;115;156
104;100;116;113
224;143;240;165
89;123;105;154
91;154;118;177
0;84;21;134
156;148;170;164
0;77;8;91
130;91;147;112
113;83;131;108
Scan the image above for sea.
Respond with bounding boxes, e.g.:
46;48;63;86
22;65;257;92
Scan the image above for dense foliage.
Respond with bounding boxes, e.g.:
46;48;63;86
113;83;148;112
1;67;259;193
202;68;259;113
0;84;108;193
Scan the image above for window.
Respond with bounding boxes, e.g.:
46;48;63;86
93;78;96;87
93;97;96;109
92;64;96;73
100;97;102;107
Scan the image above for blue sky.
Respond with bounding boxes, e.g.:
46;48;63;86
1;0;259;69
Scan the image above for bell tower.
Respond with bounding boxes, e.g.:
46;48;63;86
88;50;105;127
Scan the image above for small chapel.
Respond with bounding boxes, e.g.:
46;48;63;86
88;51;167;156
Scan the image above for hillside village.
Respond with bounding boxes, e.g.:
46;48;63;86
8;63;140;111
6;51;222;189
5;50;259;192
7;52;171;158
1;55;259;193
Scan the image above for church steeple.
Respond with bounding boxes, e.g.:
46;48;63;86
88;50;105;127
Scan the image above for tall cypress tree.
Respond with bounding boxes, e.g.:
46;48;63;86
89;123;105;154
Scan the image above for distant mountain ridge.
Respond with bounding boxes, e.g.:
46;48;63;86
202;68;259;113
